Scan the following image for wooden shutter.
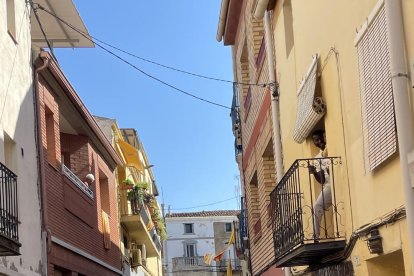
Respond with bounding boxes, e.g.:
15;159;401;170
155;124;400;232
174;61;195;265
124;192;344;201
356;3;397;171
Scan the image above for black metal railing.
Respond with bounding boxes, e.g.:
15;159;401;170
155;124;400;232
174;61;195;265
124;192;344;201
0;162;19;244
239;197;248;252
270;157;344;259
231;83;242;161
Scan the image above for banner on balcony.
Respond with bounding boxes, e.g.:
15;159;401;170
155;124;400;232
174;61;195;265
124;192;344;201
292;54;326;144
213;227;235;262
204;253;213;265
102;211;111;249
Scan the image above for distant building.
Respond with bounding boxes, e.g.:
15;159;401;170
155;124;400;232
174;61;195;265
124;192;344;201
95;117;164;276
164;210;241;276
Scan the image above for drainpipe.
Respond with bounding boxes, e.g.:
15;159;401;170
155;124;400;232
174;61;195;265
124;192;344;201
33;51;50;276
384;0;414;271
263;11;290;276
253;0;269;20
264;11;283;182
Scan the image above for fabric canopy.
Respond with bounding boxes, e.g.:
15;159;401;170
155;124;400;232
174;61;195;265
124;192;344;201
292;54;326;144
118;140;144;172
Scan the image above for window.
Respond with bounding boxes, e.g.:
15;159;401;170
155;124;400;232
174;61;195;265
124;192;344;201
45;106;58;166
6;0;16;42
355;2;397;171
185;243;196;257
184;223;194;234
225;223;232;233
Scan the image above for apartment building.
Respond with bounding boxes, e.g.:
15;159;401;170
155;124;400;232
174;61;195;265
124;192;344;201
218;0;414;275
33;50;123;275
164;210;240;276
95;117;164;276
0;0;93;274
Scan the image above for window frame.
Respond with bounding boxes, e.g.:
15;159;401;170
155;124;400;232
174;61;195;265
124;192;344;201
225;222;232;233
183;223;194;234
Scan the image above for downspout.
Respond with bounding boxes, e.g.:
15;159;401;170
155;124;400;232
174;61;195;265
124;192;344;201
264;12;283;182
384;0;414;271
264;11;290;276
253;0;269;20
33;51;50;276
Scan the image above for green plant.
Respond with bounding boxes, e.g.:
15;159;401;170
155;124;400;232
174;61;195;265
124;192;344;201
127;185;143;202
157;219;167;241
122;179;134;185
137;181;149;190
144;193;155;206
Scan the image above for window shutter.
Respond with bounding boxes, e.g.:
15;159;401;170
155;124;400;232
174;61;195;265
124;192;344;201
356;4;397;171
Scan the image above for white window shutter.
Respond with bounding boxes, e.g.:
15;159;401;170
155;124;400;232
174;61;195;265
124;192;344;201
356;4;397;171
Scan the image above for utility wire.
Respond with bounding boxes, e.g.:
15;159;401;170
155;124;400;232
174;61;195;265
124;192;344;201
33;3;233;110
33;2;267;87
29;1;57;61
32;3;271;88
169;196;237;211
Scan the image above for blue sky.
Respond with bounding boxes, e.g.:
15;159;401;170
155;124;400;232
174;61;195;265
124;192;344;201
55;1;240;213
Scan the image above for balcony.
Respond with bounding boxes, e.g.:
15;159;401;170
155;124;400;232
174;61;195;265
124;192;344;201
0;162;21;255
62;164;93;199
270;157;346;267
121;198;161;257
239;197;248;253
172;256;208;271
217;259;242;272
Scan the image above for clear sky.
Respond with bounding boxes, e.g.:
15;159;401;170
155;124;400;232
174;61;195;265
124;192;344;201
54;1;240;213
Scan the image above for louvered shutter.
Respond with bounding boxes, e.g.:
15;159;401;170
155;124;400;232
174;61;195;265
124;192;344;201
356;4;397;171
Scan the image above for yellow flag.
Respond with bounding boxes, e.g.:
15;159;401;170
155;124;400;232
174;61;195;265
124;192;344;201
204;253;213;265
227;258;232;276
228;226;235;244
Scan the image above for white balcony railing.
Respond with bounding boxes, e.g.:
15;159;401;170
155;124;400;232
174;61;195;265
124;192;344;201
62;164;94;199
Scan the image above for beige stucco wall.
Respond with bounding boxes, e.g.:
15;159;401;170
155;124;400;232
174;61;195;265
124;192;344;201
0;1;43;275
271;0;414;274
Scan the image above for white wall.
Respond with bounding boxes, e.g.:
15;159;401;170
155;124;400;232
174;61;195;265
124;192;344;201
164;216;237;276
0;1;42;275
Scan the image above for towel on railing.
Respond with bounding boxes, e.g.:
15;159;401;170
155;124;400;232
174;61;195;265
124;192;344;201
102;211;111;249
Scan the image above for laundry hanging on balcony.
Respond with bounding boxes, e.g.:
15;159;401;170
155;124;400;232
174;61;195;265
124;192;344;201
292;54;326;144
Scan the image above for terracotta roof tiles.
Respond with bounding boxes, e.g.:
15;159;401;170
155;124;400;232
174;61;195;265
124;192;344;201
166;210;240;218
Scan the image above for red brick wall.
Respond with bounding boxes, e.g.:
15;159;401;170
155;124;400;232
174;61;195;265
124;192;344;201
38;75;121;275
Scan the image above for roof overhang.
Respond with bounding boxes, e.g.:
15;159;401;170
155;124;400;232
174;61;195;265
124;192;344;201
31;0;94;48
216;0;243;45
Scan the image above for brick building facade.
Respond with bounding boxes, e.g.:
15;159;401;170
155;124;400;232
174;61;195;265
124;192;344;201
34;51;123;276
217;0;283;275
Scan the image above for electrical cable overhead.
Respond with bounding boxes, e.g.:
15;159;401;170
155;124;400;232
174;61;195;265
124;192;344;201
29;1;58;61
169;196;237;211
32;3;233;110
32;2;270;86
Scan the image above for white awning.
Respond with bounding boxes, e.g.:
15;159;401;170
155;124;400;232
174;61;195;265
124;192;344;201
292;54;326;144
31;0;94;48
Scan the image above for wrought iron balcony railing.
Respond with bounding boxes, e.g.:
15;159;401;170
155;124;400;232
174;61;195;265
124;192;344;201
239;197;248;252
270;157;346;267
0;162;20;255
217;259;242;271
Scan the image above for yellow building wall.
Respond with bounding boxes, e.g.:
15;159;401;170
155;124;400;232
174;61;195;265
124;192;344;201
270;0;414;274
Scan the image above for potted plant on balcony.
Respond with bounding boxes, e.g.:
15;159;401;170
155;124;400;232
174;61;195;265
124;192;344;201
120;179;134;190
127;186;143;214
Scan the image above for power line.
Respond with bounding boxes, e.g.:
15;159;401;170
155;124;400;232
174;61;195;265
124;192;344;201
169;196;237;211
33;3;233;110
33;2;267;87
29;1;57;61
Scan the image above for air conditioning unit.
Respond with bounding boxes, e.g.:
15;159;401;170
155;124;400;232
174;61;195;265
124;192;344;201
130;243;142;267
